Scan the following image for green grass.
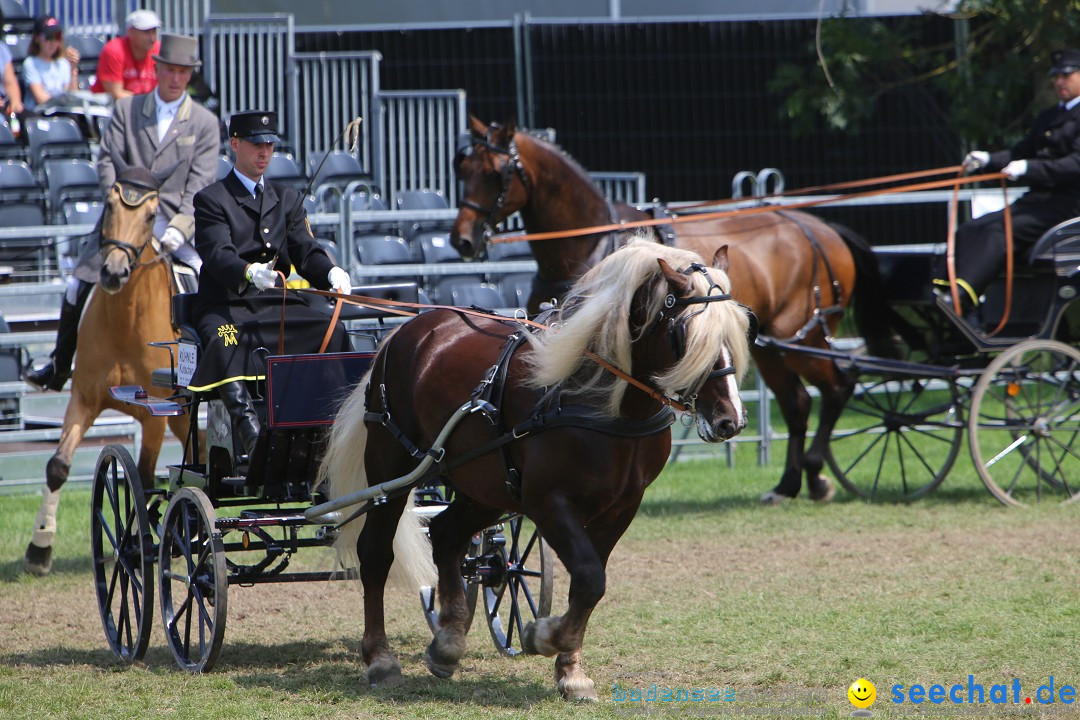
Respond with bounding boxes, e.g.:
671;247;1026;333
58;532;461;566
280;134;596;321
1;445;1078;719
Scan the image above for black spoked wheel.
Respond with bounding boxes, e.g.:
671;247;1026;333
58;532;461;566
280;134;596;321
482;515;553;657
969;340;1080;506
159;487;228;672
91;444;154;663
826;375;963;501
419;530;480;636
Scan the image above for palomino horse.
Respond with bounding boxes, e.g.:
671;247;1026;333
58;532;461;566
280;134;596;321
24;167;190;576
450;116;898;504
319;241;752;699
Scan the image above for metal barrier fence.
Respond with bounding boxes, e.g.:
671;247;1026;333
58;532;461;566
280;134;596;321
203;15;295;146
590;172;647;205
26;0;209;39
293;51;381;174
377;90;467;207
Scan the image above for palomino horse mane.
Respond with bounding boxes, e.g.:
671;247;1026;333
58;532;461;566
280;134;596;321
525;239;750;415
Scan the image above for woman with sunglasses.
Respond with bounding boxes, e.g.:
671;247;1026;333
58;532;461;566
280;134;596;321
21;15;80;112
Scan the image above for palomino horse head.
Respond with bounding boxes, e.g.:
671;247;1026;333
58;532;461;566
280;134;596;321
525;239;754;441
99;167;161;293
451;115;529;259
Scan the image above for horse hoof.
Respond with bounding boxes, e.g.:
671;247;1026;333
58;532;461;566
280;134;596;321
423;645;458;679
558;677;599;701
758;491;792;506
366;657;404;688
23;542;52;577
809;476;836;503
522;617;559;656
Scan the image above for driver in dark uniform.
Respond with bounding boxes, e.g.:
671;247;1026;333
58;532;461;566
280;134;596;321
187;110;352;462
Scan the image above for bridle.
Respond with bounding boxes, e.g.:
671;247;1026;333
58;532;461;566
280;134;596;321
652;262;759;411
100;181;161;272
454;125;530;247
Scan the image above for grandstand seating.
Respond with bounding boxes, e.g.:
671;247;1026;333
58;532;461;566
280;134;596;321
0;159;45;209
5;34;31;63
44;158;100;223
486;238;533;262
61;199;104;228
66;35;104;88
307;150;368;211
217;155;234;181
0;120;26;162
355;234;411;267
434;278;504;309
266;151;308;192
23;117;91;178
415;234;461;264
498;272;533;309
0;0;34;34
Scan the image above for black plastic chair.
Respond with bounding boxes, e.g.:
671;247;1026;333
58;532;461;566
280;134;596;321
44;158;99;223
61;198;104;227
0;159;46;209
0;0;34;34
437;279;504;309
23;117;91;177
307;150;368;211
0;120;26;162
266;151;308;192
416;233;461;264
498;272;534;309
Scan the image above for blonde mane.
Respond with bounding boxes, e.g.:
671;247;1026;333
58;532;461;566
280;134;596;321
523;238;750;416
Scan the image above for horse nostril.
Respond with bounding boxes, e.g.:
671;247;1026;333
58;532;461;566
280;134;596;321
717;418;736;438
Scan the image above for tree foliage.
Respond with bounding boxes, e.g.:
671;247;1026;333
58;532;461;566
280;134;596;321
771;1;1080;148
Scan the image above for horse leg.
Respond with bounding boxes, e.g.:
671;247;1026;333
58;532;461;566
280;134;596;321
24;395;99;576
754;352;811;504
136;415;167;491
800;359;856;502
357;495;410;688
423;499;500;679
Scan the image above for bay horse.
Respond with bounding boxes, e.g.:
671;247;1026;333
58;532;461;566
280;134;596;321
318;241;752;700
24;167;191;576
450;116;898;505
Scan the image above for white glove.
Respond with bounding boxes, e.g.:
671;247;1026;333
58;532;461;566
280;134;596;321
1002;159;1028;180
328;266;352;295
962;150;989;173
246;262;277;291
160;226;185;253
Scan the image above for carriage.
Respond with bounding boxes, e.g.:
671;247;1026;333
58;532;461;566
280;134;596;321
817;217;1080;505
91;286;553;672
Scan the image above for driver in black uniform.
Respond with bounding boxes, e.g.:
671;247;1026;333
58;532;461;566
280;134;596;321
187;110;352;462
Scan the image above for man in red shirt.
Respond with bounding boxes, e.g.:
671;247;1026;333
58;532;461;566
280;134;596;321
91;9;161;99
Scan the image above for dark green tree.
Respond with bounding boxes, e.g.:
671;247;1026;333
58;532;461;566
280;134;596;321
771;1;1080;148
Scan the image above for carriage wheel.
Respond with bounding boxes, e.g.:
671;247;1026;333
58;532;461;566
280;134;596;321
158;487;228;672
826;375;963;501
91;444;154;663
482;515;553;657
969;340;1080;506
419;530;480;636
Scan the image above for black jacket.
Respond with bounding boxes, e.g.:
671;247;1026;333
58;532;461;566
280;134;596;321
988;102;1080;199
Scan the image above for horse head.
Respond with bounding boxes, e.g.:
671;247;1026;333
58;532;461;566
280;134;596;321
525;240;753;442
99;167;161;293
450;115;530;259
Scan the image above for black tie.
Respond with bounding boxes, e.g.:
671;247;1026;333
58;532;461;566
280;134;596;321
254;183;263;212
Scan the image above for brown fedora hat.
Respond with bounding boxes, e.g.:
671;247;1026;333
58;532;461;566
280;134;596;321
152;33;202;68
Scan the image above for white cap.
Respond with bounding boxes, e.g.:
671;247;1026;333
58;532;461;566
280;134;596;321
126;9;162;31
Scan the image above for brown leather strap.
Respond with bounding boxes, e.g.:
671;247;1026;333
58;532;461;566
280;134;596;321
496;171;1009;245
318;291;344;353
990;178;1014;336
298;287;691;412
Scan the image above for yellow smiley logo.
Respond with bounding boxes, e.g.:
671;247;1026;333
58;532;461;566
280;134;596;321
848;678;876;709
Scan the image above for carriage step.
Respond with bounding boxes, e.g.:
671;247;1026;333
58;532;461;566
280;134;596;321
109;385;186;416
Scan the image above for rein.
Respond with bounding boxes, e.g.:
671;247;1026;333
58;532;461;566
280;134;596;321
300;276;742;414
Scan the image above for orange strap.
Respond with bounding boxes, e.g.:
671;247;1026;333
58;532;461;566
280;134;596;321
495;171;1009;244
298;288;692;412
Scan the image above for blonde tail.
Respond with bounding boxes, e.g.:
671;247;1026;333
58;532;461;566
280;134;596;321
317;367;435;590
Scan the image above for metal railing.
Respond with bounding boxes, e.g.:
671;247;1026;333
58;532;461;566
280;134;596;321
377;90;468;207
293;51;381;173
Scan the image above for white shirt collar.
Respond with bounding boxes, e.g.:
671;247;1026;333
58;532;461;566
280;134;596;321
1065;96;1080;111
154;90;184;116
232;168;264;198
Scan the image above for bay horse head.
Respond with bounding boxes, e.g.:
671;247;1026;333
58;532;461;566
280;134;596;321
525;239;754;441
99;166;161;293
451;115;529;259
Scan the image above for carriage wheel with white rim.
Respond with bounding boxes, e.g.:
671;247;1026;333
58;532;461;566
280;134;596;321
159;487;228;672
826;375;964;501
969;339;1080;506
482;514;553;657
91;444;155;662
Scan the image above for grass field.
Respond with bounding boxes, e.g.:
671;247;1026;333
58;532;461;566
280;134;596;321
1;443;1078;720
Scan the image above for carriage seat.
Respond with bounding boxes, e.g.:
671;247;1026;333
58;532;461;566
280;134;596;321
151;292;201;389
1028;215;1080;275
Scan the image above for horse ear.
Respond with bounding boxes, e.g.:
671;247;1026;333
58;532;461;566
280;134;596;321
468;115;487;138
657;258;692;295
712;245;730;273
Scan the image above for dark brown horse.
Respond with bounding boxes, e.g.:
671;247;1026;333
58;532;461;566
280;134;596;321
24;168;190;576
450;116;897;504
318;241;752;699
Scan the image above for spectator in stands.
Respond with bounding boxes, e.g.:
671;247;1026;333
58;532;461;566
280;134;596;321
185;110;352;462
24;34;218;392
947;48;1080;321
21;15;80;112
0;35;23;118
90;9;161;100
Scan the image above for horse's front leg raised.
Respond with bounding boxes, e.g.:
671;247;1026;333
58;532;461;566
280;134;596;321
24;394;99;576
